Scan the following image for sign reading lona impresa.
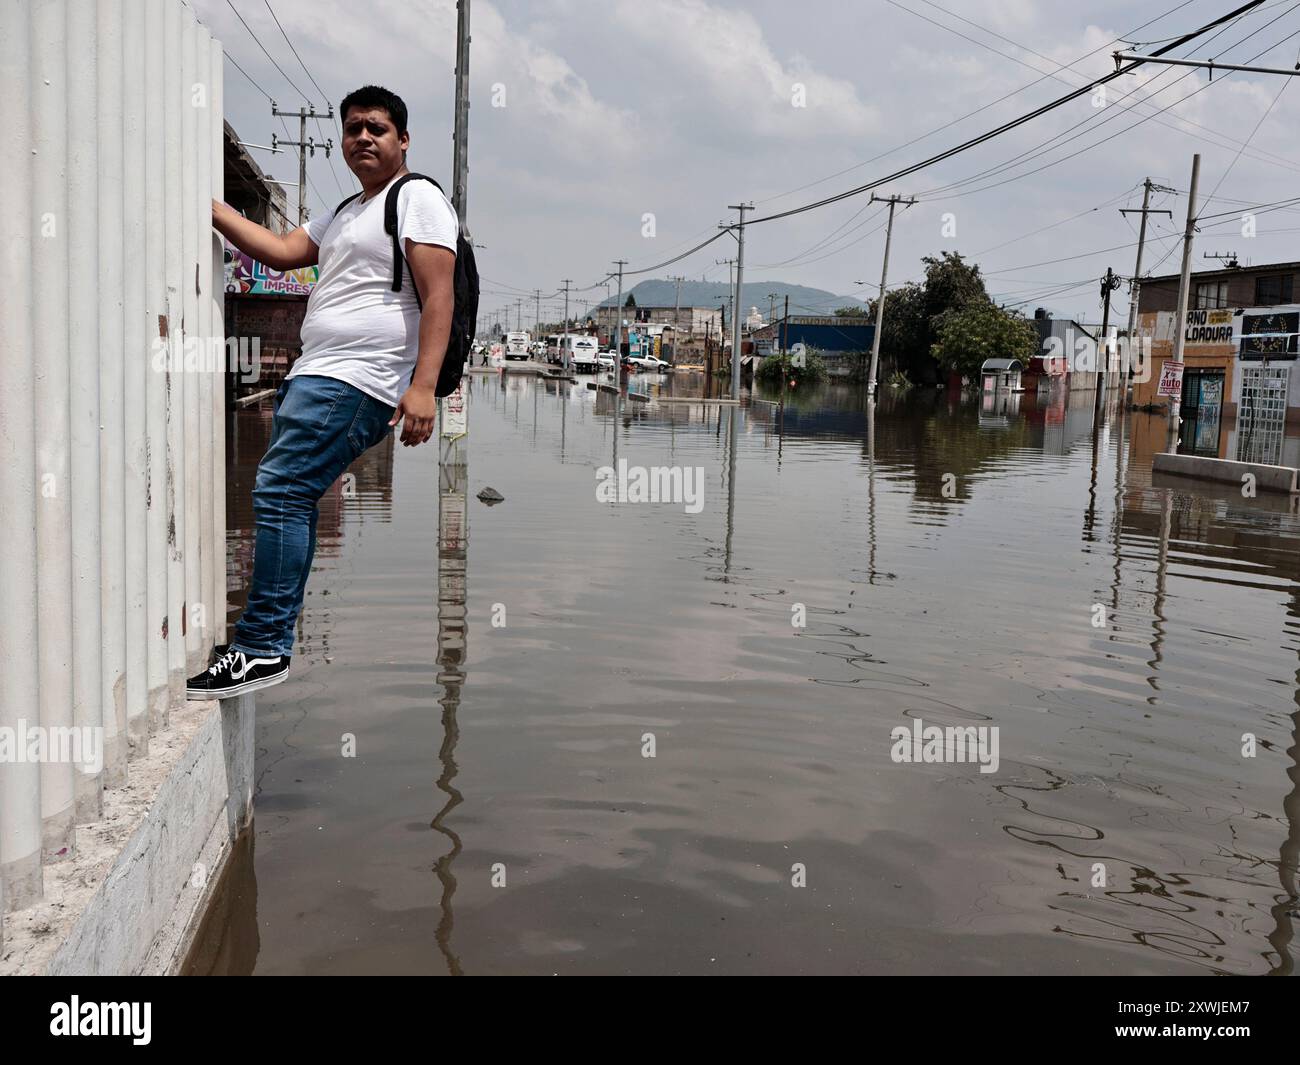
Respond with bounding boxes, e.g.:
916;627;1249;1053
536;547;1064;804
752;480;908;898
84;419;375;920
1183;308;1235;343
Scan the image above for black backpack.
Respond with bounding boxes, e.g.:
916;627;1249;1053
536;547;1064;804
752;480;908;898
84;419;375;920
333;173;479;398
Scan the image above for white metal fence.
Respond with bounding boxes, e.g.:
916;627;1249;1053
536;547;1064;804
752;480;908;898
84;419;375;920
1;0;226;947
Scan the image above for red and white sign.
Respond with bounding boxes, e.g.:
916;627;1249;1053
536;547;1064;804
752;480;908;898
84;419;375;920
1156;360;1185;398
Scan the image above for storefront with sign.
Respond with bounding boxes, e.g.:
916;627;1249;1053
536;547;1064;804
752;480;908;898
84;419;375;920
1228;306;1300;466
1134;308;1238;457
223;243;319;396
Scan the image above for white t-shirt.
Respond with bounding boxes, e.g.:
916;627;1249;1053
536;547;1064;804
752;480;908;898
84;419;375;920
289;172;459;406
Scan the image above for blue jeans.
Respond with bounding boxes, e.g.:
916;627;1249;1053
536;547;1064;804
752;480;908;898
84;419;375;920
233;374;395;657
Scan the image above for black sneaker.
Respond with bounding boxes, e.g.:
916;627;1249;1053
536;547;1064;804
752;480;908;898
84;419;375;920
186;648;290;700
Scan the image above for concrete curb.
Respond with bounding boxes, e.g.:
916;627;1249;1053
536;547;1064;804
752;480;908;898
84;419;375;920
1152;453;1300;494
0;694;255;976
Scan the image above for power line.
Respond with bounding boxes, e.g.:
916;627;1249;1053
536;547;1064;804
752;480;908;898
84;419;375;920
260;0;354;194
750;0;1204;210
224;0;313;102
741;0;1271;228
913;3;1289;203
895;0;1300;177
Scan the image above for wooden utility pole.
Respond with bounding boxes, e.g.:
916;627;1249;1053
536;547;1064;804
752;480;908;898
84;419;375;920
1167;154;1201;453
866;193;915;395
271;103;333;225
451;0;472;234
724;204;751;400
1095;267;1121;415
1119;177;1173;390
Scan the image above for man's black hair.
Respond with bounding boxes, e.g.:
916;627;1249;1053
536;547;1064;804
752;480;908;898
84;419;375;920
339;85;408;135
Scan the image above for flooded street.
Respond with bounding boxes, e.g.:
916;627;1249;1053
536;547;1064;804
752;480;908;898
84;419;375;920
193;374;1300;975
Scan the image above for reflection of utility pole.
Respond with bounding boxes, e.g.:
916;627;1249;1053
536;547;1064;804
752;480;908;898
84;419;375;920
723;406;738;577
430;0;472;976
433;383;467;975
271;103;334;225
866;398;877;584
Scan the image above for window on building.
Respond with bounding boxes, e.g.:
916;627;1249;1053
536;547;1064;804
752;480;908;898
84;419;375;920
1195;281;1229;309
1254;274;1294;306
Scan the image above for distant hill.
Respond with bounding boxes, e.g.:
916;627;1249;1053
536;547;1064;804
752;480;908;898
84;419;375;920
595;278;869;317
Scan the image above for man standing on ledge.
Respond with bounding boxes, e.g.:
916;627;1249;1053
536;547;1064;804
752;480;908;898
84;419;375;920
189;85;458;700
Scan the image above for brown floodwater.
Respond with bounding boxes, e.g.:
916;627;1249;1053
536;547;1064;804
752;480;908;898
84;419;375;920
189;372;1300;975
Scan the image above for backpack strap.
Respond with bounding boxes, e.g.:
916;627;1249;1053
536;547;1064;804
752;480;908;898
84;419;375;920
383;172;448;310
333;191;362;217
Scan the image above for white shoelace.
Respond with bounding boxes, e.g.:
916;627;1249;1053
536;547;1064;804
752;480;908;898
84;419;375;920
207;649;243;676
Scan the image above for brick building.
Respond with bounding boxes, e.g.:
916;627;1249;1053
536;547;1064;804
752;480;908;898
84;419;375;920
1138;260;1298;314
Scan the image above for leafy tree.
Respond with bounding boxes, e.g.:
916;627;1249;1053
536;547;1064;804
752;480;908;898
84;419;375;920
834;305;872;318
624;293;637;308
930;301;1037;380
920;251;987;324
868;252;992;384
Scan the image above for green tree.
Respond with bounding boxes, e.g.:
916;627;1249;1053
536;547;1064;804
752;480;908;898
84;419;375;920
930;301;1037;380
834;305;872;318
624;293;637;308
866;253;989;384
921;251;987;324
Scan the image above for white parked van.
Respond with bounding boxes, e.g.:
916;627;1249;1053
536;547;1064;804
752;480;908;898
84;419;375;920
568;336;600;372
504;331;531;361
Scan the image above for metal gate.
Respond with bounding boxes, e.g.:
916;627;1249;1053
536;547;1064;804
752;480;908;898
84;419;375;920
1236;365;1290;465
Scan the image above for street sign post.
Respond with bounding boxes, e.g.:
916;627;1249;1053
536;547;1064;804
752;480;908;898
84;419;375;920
1157;360;1185;398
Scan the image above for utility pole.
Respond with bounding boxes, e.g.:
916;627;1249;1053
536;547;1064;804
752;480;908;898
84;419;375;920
612;260;628;383
451;0;472;233
561;279;572;373
724;203;751;400
767;291;778;350
716;257;735;383
1167;153;1201;454
1119;178;1173;390
271;103;334;225
669;274;686;363
533;289;541;340
1095;267;1121;416
866;193;915;396
782;295;789;354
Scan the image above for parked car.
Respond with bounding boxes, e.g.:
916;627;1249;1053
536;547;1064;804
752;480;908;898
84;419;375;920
597;351;618;371
627;353;661;371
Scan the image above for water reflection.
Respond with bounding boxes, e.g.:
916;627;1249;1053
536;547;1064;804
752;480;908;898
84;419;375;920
192;375;1300;975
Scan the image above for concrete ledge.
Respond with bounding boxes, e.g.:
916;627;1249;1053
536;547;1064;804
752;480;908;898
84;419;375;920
0;694;255;976
1152;452;1299;494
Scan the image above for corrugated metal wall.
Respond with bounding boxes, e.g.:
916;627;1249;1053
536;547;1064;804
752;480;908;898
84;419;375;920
0;0;226;947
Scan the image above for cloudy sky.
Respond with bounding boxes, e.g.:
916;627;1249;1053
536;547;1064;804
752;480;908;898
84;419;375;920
197;0;1300;324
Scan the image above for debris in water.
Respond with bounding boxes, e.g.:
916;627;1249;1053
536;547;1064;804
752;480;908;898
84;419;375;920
477;487;505;506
